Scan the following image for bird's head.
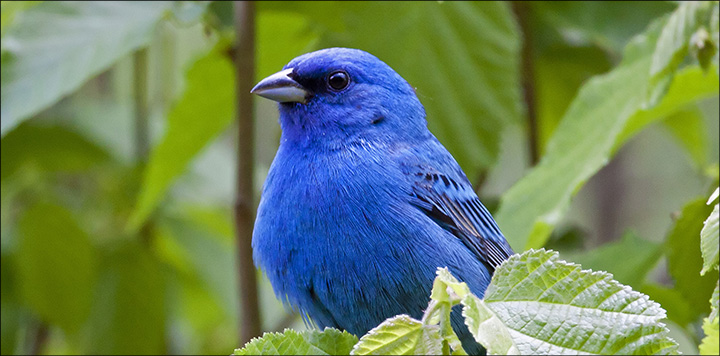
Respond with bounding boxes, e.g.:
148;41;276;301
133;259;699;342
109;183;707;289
252;48;428;148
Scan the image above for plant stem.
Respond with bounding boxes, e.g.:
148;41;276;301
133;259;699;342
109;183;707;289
133;48;150;165
30;323;49;355
133;48;154;246
233;0;262;345
511;1;539;166
133;47;155;247
160;22;176;111
592;149;627;245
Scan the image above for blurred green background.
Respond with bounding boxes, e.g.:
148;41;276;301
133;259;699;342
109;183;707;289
1;1;718;354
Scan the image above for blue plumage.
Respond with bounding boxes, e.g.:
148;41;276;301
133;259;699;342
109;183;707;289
251;48;513;354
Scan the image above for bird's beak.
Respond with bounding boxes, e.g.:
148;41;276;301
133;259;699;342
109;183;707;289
251;68;309;104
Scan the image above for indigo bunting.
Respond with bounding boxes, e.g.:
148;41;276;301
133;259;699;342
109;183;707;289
251;48;513;354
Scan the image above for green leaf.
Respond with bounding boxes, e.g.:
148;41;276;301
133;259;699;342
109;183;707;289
534;45;612;155
351;315;442;356
495;12;719;250
466;249;679;355
0;123;110;180
0;1;42;37
431;267;471;303
700;282;719;356
710;188;720;206
462;294;517;355
531;1;676;55
158;209;236;315
698;281;719;355
1;252;22;355
235;328;358;356
256;10;319;81
650;2;712;89
204;1;234;31
168;1;209;25
0;1;171;136
701;188;719;275
712;2;719;75
702;282;720;355
0;301;21;355
692;27;718;72
666;197;719;317
562;232;662;290
426;269;469;355
662;107;709;169
710;281;719;323
641;283;696;327
299;1;521;175
128;44;235;230
613;66;719;153
83;241;166;354
169;270;229;354
16;202;98;332
154;206;238;354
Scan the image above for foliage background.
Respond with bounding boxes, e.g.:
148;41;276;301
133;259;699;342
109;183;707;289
1;1;718;354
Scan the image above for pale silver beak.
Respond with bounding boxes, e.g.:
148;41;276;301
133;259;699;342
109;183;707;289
251;68;309;104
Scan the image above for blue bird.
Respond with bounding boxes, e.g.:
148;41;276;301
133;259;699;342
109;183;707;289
251;48;514;354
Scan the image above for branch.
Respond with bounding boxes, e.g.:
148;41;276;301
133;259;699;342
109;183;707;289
511;1;540;166
133;48;150;165
133;48;155;246
233;0;262;345
28;322;49;355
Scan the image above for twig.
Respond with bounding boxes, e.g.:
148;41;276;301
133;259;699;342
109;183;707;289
511;1;540;166
133;48;155;246
133;48;150;165
29;322;49;355
233;0;262;345
160;22;176;111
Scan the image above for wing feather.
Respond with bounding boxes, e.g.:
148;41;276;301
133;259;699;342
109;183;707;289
411;172;514;272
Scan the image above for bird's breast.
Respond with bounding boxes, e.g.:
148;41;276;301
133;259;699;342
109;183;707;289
251;141;490;336
253;144;410;278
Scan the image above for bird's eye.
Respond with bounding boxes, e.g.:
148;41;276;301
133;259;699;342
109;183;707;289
327;70;350;91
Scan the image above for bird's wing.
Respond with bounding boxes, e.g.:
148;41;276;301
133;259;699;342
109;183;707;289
409;170;514;272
